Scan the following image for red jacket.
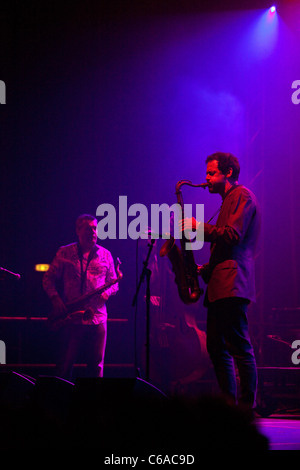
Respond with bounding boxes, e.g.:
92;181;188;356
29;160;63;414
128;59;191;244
202;185;261;304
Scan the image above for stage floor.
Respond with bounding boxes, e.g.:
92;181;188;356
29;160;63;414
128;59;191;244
257;416;300;450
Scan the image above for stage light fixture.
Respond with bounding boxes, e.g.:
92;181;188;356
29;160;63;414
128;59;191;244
34;263;50;272
270;6;276;13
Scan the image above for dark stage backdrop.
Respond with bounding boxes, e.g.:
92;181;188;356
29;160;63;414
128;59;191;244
0;0;300;385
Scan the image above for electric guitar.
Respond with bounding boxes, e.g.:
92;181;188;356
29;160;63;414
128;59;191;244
48;258;122;331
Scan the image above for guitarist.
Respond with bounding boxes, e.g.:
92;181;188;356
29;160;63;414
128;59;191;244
43;214;119;379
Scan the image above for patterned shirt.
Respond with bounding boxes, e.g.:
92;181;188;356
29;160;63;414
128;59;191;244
43;243;118;324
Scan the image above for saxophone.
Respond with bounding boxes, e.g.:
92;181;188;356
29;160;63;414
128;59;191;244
159;180;208;304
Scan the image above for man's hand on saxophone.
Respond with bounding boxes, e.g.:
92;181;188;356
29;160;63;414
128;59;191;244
179;217;202;234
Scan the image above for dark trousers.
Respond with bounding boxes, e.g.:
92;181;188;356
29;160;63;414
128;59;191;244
206;297;257;408
56;322;107;380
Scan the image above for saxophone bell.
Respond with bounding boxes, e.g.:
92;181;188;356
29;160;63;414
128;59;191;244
159;237;175;256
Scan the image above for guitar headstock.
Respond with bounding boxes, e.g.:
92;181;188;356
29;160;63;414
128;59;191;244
116;257;123;280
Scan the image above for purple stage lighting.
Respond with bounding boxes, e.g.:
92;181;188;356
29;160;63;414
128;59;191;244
270;6;276;13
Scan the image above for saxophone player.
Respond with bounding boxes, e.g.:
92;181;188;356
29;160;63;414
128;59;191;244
181;152;261;411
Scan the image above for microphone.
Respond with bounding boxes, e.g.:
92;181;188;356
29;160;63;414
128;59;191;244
0;267;21;280
144;230;171;239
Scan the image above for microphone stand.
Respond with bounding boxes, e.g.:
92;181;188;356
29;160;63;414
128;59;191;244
132;238;156;382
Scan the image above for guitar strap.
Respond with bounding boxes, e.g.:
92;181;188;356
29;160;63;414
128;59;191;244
77;243;97;294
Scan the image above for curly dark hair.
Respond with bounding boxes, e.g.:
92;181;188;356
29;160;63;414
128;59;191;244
206;152;240;181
